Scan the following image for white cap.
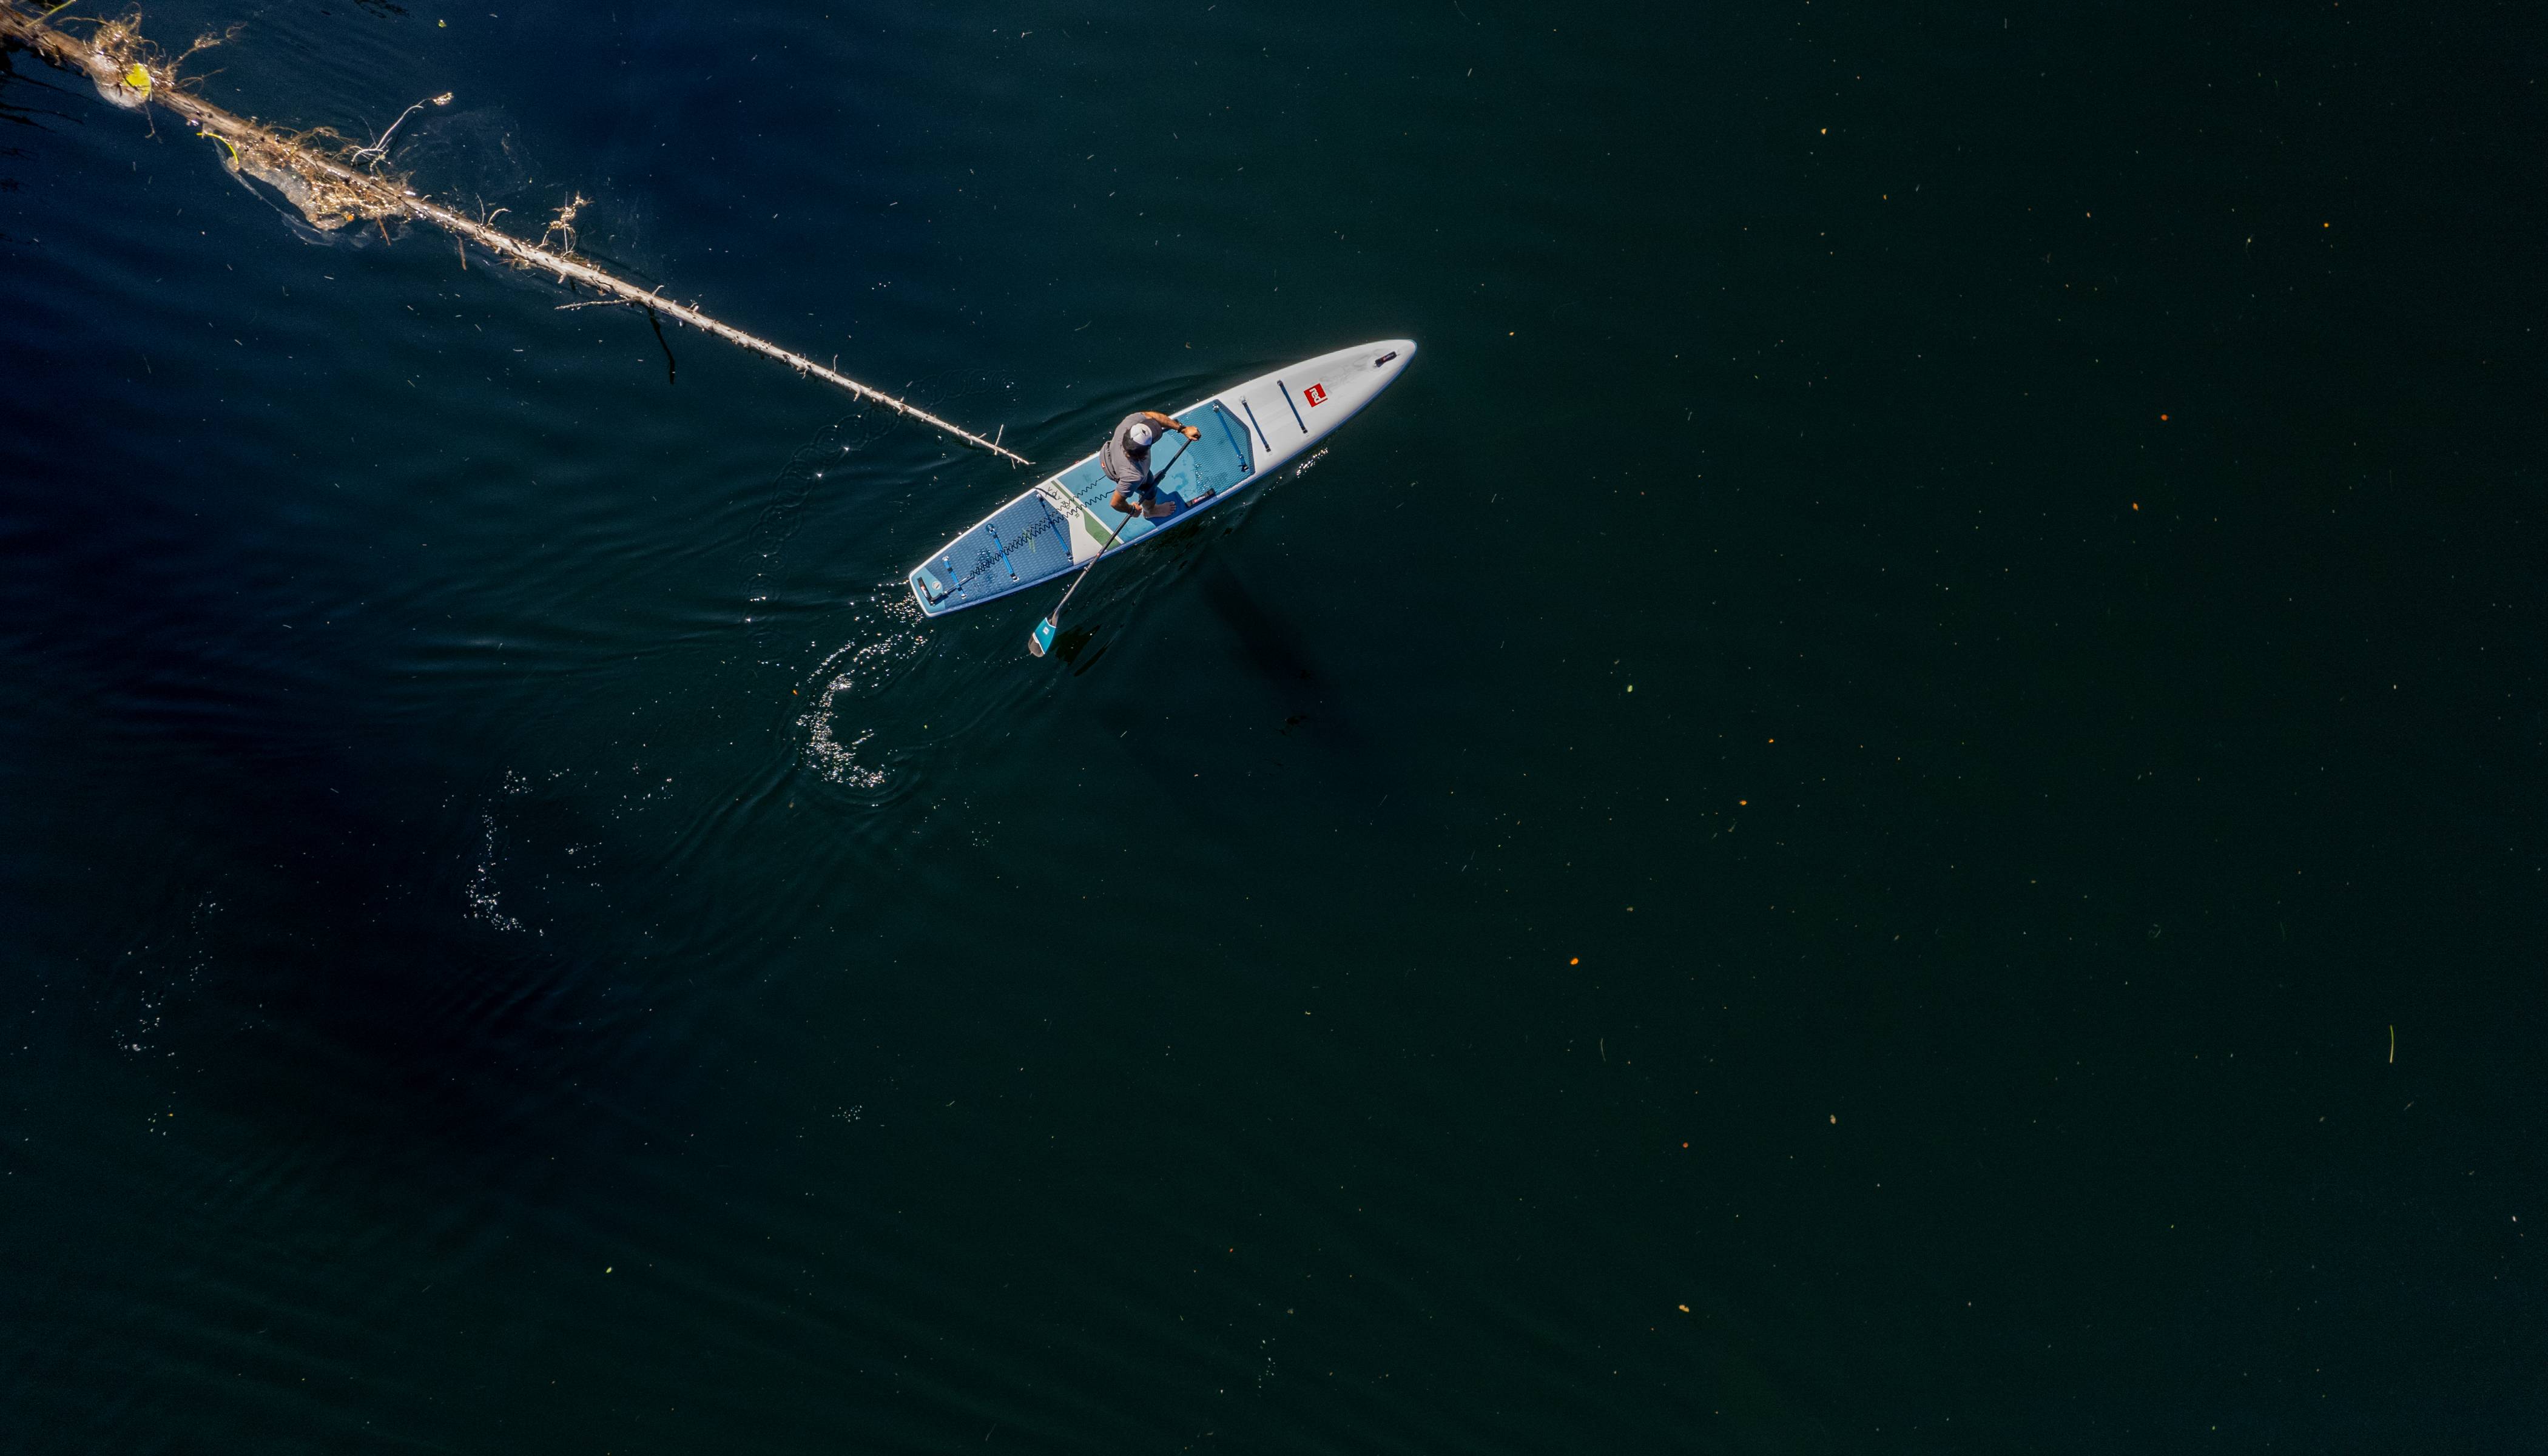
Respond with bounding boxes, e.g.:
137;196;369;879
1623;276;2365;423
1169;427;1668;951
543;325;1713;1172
1127;422;1157;448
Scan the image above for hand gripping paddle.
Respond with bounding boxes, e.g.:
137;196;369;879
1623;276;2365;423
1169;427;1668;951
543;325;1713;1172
1028;431;1193;658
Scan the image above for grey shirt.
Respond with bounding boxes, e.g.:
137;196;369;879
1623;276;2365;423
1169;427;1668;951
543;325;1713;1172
1099;413;1167;487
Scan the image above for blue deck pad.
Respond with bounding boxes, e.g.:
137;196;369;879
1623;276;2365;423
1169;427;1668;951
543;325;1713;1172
923;491;1076;603
909;402;1256;610
1054;402;1255;547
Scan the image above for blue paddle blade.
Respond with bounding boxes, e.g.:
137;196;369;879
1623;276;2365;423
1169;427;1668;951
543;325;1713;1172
1028;616;1057;658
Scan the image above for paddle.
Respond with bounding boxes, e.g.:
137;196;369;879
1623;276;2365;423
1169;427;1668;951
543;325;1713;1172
1027;430;1194;658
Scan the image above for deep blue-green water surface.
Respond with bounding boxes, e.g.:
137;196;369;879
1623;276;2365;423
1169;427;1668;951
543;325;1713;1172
4;1;2543;1449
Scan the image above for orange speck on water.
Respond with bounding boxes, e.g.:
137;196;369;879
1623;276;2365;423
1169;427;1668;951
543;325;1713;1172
2132;503;2140;511
1569;957;1580;965
1738;799;1748;806
2159;413;2169;420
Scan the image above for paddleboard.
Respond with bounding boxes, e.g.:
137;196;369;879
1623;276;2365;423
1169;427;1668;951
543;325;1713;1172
907;340;1416;616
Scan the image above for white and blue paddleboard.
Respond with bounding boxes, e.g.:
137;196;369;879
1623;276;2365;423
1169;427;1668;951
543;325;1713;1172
907;340;1415;616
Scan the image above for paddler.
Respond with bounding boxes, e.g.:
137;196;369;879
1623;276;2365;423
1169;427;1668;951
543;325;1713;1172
1102;410;1202;519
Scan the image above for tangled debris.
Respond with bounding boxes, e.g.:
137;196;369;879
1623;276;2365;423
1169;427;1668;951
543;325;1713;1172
0;5;1031;466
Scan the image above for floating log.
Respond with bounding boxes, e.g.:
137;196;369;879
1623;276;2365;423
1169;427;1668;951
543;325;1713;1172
0;5;1033;467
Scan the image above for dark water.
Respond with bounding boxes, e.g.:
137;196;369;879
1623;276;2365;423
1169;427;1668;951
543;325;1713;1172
4;1;2543;1448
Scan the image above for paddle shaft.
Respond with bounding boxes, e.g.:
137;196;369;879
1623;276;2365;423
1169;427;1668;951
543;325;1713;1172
1040;432;1194;632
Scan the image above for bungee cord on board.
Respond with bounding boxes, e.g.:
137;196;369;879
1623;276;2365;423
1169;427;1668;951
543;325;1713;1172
0;5;1034;468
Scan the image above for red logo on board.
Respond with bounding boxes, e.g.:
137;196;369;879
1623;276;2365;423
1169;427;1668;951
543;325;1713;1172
1303;383;1328;406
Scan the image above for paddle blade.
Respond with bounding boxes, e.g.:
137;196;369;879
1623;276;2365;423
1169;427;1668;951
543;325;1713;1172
1028;615;1057;658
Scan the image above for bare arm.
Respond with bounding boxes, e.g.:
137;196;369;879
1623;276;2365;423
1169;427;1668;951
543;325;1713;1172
1142;409;1202;439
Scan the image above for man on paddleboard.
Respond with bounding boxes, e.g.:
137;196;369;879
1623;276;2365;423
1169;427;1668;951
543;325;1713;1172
1101;410;1202;519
